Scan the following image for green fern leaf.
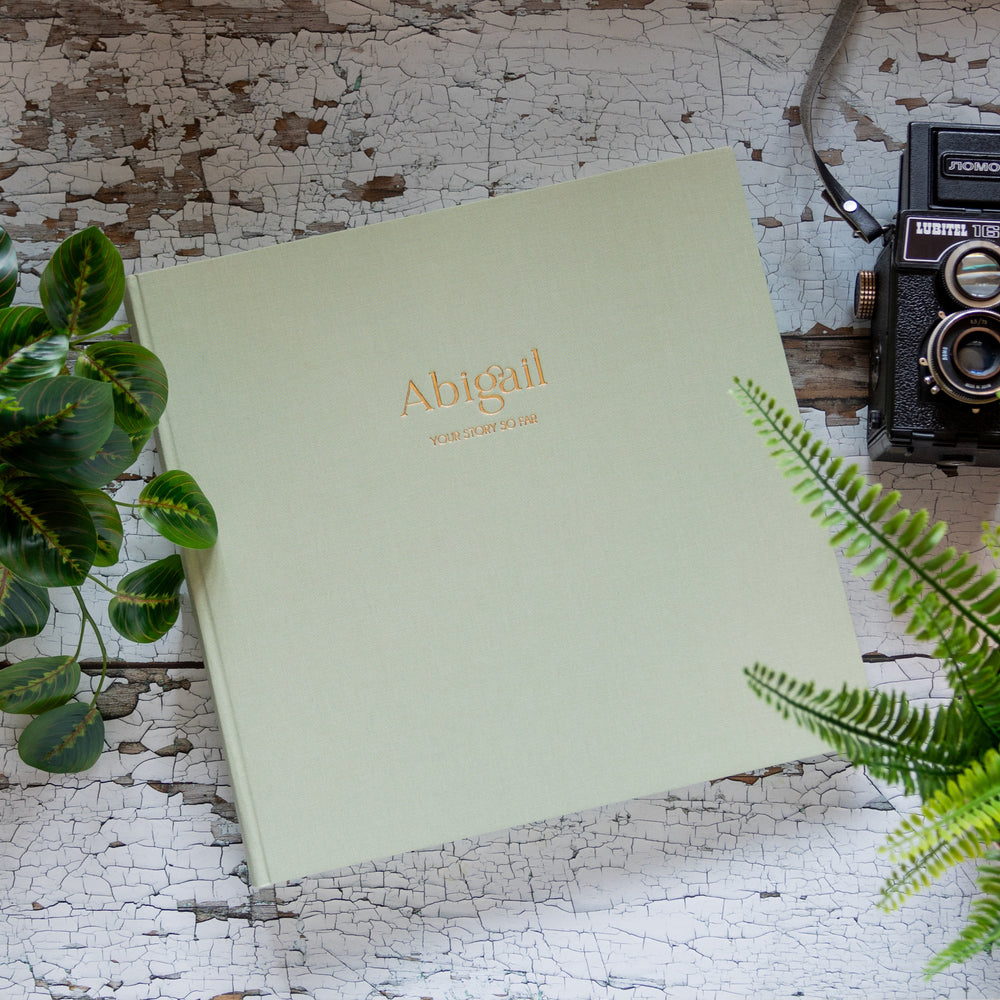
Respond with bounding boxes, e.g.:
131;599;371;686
888;566;914;604
881;508;910;536
923;546;960;574
911;522;949;559
845;532;873;559
925;852;1000;976
744;664;971;797
871;557;899;592
958;571;998;603
881;749;1000;911
854;547;890;576
732;376;1000;974
951;644;1000;735
945;561;978;591
733;378;1000;743
829;522;859;547
835;463;862;492
869;490;902;523
897;508;930;547
858;483;883;512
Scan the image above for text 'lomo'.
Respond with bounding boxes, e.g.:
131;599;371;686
402;349;547;416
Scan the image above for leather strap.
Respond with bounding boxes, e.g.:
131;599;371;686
800;0;887;243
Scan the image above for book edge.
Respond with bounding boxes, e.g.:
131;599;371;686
125;274;275;888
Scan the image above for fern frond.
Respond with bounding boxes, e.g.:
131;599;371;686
880;749;1000;911
733;377;1000;974
732;378;1000;741
983;522;1000;561
924;850;1000;976
744;664;983;797
928;696;997;772
943;642;1000;737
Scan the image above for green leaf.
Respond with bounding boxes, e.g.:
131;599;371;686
854;546;889;576
0;655;80;714
0;375;114;475
0;228;17;308
0;476;98;587
0;306;69;395
925;852;1000;976
108;553;185;642
882;509;911;536
139;470;218;549
731;377;1000;974
17;700;104;773
0;566;50;643
975;586;1000;618
857;483;882;512
835;463;862;493
958;570;999;603
845;531;873;558
882;749;1000;911
75;486;124;567
128;425;152;452
39;227;124;337
871;557;899;593
889;567;914;605
898;509;930;548
869;490;901;523
829;522;858;547
911;521;948;559
743;663;971;798
47;423;139;489
75;341;167;436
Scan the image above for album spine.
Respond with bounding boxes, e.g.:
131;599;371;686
124;274;273;887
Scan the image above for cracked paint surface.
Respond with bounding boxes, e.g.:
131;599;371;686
1;1;1000;997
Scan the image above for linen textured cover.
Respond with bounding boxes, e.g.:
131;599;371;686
125;147;863;887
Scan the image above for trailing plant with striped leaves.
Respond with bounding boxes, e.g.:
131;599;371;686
733;376;1000;977
0;226;217;774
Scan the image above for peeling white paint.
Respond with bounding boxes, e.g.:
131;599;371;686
1;1;1000;997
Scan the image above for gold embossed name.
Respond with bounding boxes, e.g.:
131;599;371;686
401;348;547;417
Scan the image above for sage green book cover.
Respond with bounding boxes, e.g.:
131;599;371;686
125;147;863;887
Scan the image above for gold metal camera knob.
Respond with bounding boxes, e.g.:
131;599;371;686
854;270;876;321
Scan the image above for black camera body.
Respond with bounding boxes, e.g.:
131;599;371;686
864;122;1000;466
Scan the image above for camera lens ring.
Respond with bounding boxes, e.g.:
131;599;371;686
942;240;1000;309
925;308;1000;405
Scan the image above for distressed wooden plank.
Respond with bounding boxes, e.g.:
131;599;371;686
1;1;1000;997
784;323;871;420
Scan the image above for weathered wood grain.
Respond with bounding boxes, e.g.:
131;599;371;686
3;2;1000;998
784;323;871;420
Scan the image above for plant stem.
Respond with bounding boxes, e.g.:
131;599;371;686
86;574;118;596
69;324;130;350
72;587;109;707
71;600;86;662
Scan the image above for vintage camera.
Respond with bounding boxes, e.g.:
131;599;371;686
861;122;1000;465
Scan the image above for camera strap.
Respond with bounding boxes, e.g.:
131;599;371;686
800;0;887;243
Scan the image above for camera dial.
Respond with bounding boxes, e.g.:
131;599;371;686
921;308;1000;406
941;240;1000;309
854;269;876;320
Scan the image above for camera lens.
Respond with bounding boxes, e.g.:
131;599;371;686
955;252;1000;301
954;330;1000;379
942;241;1000;308
924;309;1000;404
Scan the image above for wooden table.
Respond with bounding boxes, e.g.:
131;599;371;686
2;2;999;997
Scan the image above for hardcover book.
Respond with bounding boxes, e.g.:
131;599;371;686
125;147;863;887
